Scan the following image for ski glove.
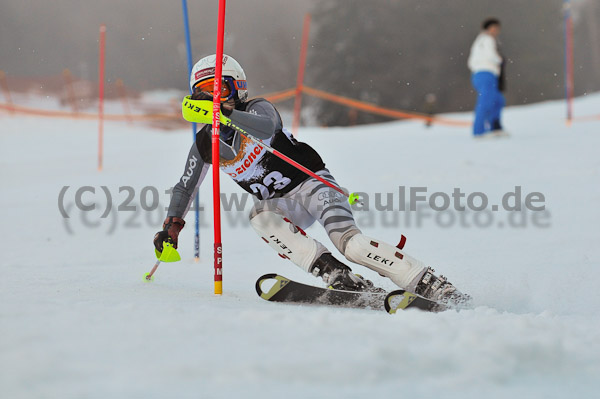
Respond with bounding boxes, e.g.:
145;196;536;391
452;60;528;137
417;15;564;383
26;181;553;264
191;90;212;101
182;97;233;124
153;216;185;252
190;91;233;116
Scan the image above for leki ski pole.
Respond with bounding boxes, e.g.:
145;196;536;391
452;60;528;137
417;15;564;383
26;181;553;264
145;260;161;282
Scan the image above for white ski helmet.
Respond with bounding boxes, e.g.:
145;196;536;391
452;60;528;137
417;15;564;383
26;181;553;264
189;54;248;104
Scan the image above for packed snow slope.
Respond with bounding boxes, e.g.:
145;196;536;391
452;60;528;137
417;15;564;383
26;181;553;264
1;94;600;399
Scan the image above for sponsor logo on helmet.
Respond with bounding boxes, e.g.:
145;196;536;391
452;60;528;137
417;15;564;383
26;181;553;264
195;67;215;81
234;80;247;90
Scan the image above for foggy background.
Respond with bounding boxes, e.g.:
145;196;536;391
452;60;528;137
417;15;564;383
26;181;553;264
1;0;599;126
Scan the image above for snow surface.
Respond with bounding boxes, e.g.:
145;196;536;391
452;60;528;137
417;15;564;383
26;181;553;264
1;94;600;398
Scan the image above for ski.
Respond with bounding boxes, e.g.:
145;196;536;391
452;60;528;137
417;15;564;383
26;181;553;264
256;273;387;310
255;273;446;313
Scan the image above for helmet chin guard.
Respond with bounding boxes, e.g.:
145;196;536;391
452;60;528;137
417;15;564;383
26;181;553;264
190;54;248;105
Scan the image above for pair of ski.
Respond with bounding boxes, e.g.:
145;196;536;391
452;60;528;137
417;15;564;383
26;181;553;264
255;273;447;314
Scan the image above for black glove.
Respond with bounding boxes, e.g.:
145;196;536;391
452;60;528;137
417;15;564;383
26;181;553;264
220;103;233;117
191;90;213;101
153;216;185;253
190;90;233;117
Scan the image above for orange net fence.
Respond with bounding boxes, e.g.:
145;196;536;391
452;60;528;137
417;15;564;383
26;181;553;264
0;102;179;121
301;86;471;127
1;71;597;127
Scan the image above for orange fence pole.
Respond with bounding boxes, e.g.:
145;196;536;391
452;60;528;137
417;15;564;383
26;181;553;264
292;13;311;136
62;69;79;114
0;70;14;114
115;79;133;124
98;24;106;171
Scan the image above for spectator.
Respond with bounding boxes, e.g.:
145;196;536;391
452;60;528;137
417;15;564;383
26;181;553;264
468;18;507;137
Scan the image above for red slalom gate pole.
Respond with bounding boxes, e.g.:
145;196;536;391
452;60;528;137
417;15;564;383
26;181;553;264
212;0;226;295
292;13;311;137
98;24;106;171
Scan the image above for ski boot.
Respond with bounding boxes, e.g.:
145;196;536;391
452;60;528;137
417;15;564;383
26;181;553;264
413;267;471;307
311;253;383;292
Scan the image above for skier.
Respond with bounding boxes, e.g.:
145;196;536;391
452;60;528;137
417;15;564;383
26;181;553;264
154;54;469;305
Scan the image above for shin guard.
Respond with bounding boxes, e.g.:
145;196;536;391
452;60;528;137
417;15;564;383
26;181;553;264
344;234;426;290
249;210;327;272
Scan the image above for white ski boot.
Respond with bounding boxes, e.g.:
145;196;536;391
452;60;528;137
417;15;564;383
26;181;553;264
311;253;383;292
413;267;471;306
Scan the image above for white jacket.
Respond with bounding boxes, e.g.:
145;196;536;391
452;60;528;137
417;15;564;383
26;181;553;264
468;32;502;75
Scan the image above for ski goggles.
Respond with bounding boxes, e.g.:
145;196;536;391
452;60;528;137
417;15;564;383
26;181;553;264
192;76;246;102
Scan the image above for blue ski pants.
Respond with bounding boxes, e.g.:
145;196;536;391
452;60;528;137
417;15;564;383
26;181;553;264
471;71;505;136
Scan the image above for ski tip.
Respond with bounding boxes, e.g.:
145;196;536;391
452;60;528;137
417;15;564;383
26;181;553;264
255;273;278;298
255;274;290;301
384;290;414;314
384;289;445;314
